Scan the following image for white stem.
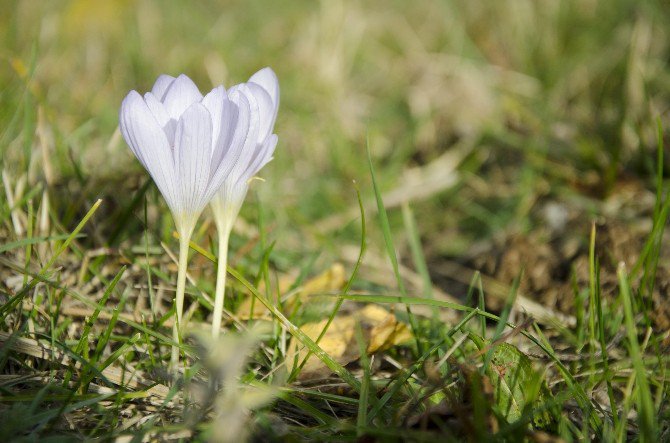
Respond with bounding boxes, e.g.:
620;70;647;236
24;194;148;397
212;225;231;339
170;234;191;374
210;184;245;340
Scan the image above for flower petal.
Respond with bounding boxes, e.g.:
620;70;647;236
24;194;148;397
209;97;239;173
202;86;224;143
226;85;260;182
119;91;178;211
144;92;176;145
204;92;253;202
202;85;229;156
245;133;278;179
151;74;176;101
173;102;213;217
162;74;204;121
249;67;279;109
244;82;275;143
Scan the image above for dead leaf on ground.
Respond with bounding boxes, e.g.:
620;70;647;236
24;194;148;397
287;304;411;380
237;263;346;320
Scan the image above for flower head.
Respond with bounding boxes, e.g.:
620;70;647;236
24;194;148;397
210;67;280;227
119;73;255;236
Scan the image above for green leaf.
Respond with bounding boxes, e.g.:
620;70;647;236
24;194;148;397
485;343;552;427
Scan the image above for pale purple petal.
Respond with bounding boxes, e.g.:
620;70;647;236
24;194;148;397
226;85;260;183
203;94;252;203
202;85;241;168
245;134;278;179
151;74;176;101
144;92;176;145
219;92;253;177
173;103;213;216
249;67;279;110
121;69;279;227
119;91;178;211
245;83;275;143
162;74;204;121
201;86;226;154
209;98;238;173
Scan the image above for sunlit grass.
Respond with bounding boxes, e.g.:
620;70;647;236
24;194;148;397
1;0;669;440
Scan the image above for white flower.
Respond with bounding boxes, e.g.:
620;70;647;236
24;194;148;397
119;73;261;370
210;67;280;339
119;73;256;237
210;68;280;226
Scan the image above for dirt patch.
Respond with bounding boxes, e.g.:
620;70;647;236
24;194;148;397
473;205;670;330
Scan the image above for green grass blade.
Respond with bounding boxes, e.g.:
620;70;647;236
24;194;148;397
355;322;370;435
366;138;422;354
42;198;102;273
618;264;657;441
291;182;366;380
401;203;433;301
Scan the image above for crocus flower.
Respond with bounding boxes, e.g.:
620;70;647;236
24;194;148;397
119;73;256;370
210;68;280;339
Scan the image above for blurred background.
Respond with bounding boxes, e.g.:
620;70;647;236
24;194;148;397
2;0;669;300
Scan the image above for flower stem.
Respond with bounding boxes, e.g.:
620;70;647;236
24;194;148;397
212;226;231;339
170;234;191;373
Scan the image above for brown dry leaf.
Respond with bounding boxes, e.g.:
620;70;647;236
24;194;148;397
288;304;411;380
236;263;346;320
362;304;412;353
287;316;358;379
299;263;346;302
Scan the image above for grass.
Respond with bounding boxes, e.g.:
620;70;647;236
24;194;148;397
1;0;670;441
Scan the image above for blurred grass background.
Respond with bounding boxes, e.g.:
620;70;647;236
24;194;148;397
1;0;669;278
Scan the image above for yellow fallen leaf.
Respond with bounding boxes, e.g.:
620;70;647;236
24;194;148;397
237;264;346;320
298;263;346;302
288;304;411;380
286;316;358;380
359;304;412;353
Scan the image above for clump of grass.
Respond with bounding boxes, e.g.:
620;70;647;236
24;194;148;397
1;131;667;440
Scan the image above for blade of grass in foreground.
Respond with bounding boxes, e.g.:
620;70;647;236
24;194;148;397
618;264;657;441
355;322;371;436
366;138;423;354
